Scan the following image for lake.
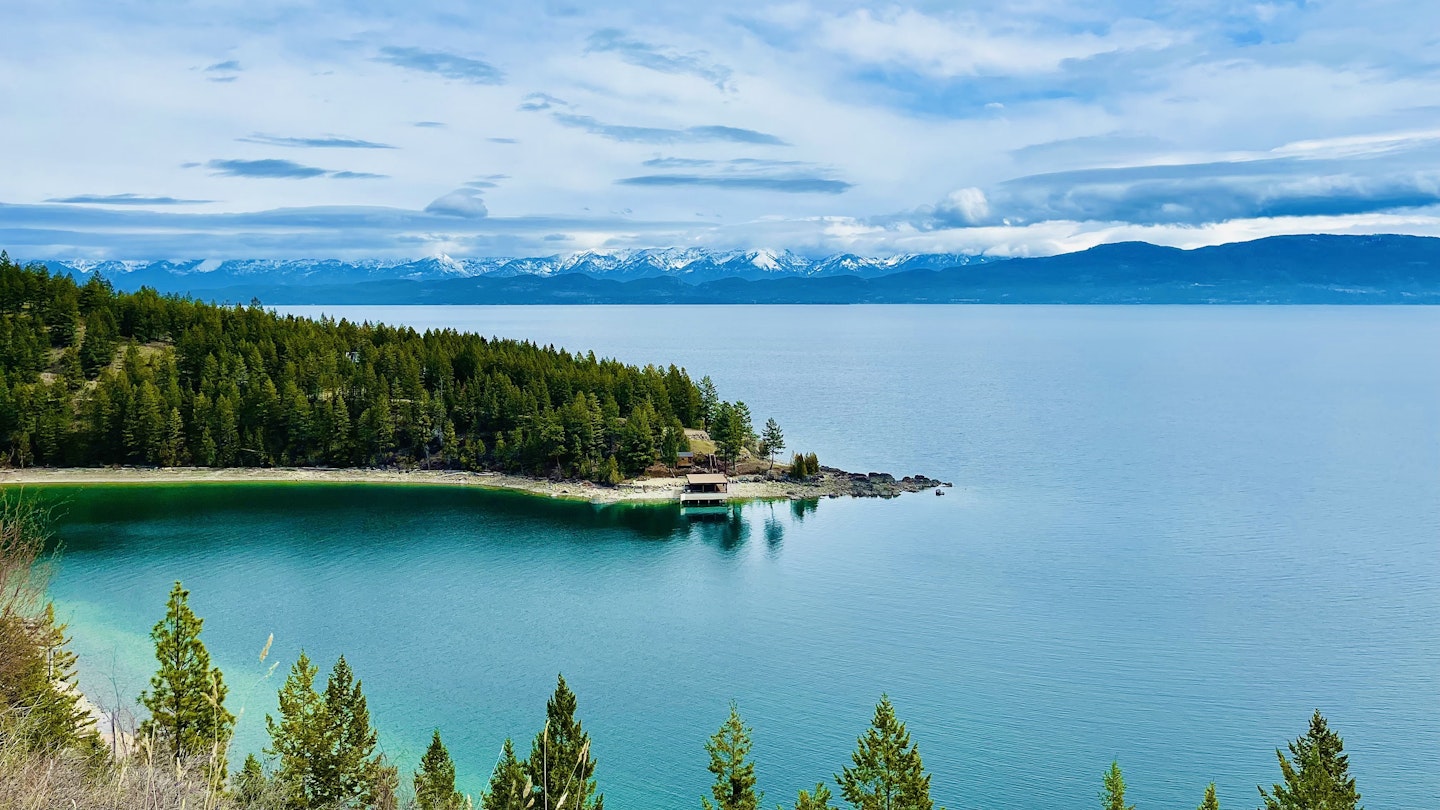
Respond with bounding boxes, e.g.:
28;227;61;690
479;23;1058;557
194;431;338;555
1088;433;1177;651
38;305;1440;809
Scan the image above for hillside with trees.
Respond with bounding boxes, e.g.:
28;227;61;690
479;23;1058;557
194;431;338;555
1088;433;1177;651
0;252;769;482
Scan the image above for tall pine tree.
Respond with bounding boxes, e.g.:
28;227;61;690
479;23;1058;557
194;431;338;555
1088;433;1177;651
1259;711;1361;810
138;581;234;781
836;696;938;810
483;738;532;810
526;674;602;810
702;702;760;810
266;652;392;809
415;729;465;810
1101;762;1133;810
1198;782;1219;810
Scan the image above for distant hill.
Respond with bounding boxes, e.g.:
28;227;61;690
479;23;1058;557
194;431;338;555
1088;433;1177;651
38;234;1440;304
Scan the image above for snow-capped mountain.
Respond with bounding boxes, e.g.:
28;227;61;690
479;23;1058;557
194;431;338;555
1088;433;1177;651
41;249;992;291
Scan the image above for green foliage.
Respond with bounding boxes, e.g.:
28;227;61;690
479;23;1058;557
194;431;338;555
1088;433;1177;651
483;738;532;810
1199;782;1219;810
137;581;234;781
266;652;393;809
703;702;760;810
1259;711;1361;810
415;730;465;810
710;402;752;471
760;418;784;469
789;453;820;479
0;255;714;477
793;784;838;810
232;753;271;807
836;696;938;810
526;674;602;810
1101;761;1133;810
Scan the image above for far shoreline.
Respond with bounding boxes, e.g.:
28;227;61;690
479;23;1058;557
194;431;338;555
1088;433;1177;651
0;466;949;505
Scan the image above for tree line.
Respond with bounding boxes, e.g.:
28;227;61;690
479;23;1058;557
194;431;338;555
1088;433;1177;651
0;253;792;482
0;509;1365;810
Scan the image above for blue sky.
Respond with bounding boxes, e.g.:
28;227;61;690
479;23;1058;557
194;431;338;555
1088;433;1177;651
4;0;1440;259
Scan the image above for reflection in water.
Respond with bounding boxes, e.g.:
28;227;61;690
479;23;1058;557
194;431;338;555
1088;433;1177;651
20;483;821;553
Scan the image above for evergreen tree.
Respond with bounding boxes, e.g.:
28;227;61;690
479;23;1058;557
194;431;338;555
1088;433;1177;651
415;729;465;810
698;376;720;427
326;655;387;807
526;674;602;810
233;753;270;807
1101;762;1133;810
483;738;532;810
138;581;234;781
702;702;760;810
1259;711;1362;810
267;652;325;808
795;784;838;810
1199;783;1219;810
266;652;392;809
836;696;937;810
761;418;784;470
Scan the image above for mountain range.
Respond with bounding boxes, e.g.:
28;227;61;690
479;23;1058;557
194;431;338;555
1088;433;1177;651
37;234;1440;304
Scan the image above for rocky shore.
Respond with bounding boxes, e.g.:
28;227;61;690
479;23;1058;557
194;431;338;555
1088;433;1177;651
0;465;951;504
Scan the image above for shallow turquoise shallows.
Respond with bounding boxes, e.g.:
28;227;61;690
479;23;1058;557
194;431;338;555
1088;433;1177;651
38;305;1440;809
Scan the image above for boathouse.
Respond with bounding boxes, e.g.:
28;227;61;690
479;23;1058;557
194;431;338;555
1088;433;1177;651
680;472;729;505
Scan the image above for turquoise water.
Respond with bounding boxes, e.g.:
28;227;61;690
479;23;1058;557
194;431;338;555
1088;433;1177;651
40;305;1440;809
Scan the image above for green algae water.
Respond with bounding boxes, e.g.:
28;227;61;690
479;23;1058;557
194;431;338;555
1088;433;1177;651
36;305;1440;809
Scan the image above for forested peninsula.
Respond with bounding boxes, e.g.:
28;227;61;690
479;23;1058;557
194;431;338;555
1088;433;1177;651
0;253;937;499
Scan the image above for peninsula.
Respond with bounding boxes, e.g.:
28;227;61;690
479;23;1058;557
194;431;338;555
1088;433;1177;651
0;253;938;501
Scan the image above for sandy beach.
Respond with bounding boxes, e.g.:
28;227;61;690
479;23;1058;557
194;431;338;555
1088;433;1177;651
0;466;947;504
0;464;944;501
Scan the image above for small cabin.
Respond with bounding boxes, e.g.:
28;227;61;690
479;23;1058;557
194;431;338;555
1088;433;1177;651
680;473;729;505
676;451;695;469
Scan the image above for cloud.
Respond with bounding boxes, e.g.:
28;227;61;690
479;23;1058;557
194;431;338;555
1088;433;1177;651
518;93;569;111
550;113;787;145
238;134;396;149
488;137;519;144
585;29;732;89
413;121;447;128
203;60;242;82
374;46;503;84
46;193;214;205
424;188;489;218
206;159;384;180
618;175;852;193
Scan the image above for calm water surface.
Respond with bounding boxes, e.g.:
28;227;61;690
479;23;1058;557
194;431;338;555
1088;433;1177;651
40;306;1440;809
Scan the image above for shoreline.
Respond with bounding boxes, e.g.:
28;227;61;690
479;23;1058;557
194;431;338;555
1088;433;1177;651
0;466;949;505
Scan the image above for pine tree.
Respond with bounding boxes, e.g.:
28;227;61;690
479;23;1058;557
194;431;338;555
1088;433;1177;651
416;730;465;810
325;655;386;806
1259;711;1362;810
1198;783;1219;810
266;652;391;809
702;702;760;810
484;738;532;810
836;696;937;810
526;674;602;810
698;376;719;427
138;581;234;781
233;753;270;807
760;418;784;471
1101;761;1133;810
267;652;325;808
795;784;838;810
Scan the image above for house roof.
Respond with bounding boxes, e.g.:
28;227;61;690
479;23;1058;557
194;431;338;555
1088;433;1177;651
677;451;695;458
686;473;728;485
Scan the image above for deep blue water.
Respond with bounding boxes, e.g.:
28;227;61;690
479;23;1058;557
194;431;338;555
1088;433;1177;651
41;305;1440;809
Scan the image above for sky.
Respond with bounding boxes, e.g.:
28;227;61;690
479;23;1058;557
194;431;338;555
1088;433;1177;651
4;0;1440;259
